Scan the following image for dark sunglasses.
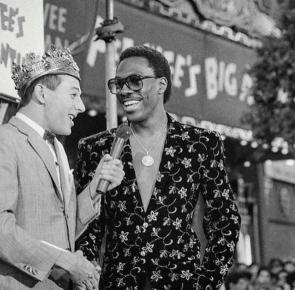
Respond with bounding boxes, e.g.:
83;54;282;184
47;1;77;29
107;74;156;94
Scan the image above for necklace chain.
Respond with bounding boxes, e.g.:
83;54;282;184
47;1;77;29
130;127;151;155
130;122;167;154
130;122;167;167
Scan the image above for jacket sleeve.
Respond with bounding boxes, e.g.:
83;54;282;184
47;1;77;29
0;130;61;282
76;200;106;263
196;132;241;289
75;136;106;263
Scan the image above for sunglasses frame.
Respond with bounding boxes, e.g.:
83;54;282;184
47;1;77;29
107;74;156;94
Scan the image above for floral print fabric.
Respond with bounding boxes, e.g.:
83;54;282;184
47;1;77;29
75;114;241;290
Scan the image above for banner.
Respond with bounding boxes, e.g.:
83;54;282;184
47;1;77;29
43;0;257;131
82;1;256;130
0;0;44;101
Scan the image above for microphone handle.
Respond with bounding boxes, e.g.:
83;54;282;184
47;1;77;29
96;180;110;195
96;137;125;194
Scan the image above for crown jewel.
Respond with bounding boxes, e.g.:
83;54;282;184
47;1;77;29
11;45;80;98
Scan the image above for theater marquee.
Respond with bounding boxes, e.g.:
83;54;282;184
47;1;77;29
0;0;44;101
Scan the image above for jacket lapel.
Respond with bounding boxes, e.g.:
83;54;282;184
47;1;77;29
9;117;63;203
151;115;183;205
121;140;136;184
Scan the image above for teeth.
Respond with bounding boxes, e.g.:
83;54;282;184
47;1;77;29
124;100;139;107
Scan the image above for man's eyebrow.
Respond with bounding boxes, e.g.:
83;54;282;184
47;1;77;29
72;87;81;93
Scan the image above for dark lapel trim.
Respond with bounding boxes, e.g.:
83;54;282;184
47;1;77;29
153;114;183;198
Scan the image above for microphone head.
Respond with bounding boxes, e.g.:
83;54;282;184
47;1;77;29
116;122;132;141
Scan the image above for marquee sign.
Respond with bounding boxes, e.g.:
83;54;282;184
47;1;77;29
0;0;44;101
82;1;256;130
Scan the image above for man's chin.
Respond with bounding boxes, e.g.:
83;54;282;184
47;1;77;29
64;129;72;136
125;114;145;123
56;128;71;136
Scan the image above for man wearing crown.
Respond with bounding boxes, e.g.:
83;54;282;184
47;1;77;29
0;45;124;290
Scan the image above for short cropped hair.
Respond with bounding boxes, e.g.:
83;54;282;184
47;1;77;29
119;45;172;103
18;75;62;109
225;271;251;290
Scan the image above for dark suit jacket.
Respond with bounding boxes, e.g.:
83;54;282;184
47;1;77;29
76;114;241;290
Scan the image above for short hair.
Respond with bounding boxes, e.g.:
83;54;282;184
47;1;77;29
225;271;251;290
119;45;172;103
18;74;62;109
269;258;283;268
257;266;271;277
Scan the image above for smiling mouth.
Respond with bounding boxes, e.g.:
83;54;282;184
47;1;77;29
123;100;140;107
119;94;143;108
68;114;76;125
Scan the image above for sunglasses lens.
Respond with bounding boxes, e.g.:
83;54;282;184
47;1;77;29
108;75;144;94
127;75;142;91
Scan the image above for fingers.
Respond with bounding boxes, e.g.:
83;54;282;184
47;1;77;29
77;264;99;290
93;272;100;285
74;284;86;290
91;260;101;278
102;157;123;169
86;276;99;290
99;166;124;180
92;260;102;272
80;278;96;290
86;260;100;288
95;156;123;177
101;154;122;166
89;155;124;194
70;252;99;284
97;158;125;188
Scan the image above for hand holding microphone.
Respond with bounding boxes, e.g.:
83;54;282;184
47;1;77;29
93;123;131;202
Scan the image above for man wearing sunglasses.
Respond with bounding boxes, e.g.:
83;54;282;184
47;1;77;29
76;45;241;290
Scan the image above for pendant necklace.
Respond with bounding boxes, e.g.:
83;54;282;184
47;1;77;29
130;126;154;166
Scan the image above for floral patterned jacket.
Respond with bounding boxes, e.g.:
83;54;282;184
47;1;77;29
75;114;241;290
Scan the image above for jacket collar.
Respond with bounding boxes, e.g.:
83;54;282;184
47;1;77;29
9;116;63;203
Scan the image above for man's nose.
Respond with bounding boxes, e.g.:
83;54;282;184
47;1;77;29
75;96;85;113
118;83;133;94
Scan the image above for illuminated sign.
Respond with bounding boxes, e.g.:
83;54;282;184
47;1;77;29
83;1;256;129
0;0;44;101
44;0;256;130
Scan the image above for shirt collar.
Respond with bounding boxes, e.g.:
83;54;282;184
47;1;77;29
15;112;45;138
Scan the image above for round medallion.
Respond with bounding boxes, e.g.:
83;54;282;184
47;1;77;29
142;155;154;166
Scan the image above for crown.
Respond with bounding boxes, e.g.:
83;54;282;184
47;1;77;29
11;45;80;98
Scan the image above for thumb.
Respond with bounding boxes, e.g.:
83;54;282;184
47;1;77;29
103;154;112;161
75;250;84;257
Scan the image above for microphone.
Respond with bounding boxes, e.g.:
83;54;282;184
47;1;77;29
96;122;131;195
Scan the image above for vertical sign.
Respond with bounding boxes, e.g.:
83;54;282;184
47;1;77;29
0;0;44;101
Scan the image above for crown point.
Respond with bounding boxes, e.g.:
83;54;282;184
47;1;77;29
11;45;80;98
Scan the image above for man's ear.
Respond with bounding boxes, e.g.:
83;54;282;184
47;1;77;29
33;84;46;104
158;77;167;94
